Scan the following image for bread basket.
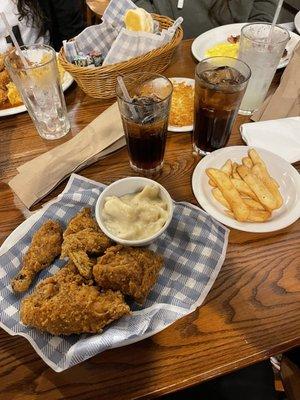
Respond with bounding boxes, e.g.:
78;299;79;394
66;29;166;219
58;14;183;100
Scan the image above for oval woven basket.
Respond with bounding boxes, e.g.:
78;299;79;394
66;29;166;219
58;14;183;100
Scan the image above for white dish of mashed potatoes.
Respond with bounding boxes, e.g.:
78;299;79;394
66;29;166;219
95;177;173;246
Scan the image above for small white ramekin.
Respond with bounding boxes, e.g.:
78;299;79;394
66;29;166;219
95;177;174;246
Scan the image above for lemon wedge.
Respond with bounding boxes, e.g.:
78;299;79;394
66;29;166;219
124;8;154;33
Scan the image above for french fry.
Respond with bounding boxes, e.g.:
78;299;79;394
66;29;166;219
242;157;253;169
232;162;241;179
208;179;217;187
252;164;283;209
247;209;271;222
206;168;249;221
271;177;279;188
248;148;263;165
242;198;265;211
221;160;232;176
212;188;231;209
225;210;235;218
230;178;258;201
237;165;277;211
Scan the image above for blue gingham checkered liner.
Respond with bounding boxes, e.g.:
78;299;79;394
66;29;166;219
64;0;182;65
0;174;229;372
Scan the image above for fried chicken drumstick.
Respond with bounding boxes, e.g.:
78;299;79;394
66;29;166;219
20;263;130;335
93;245;163;304
61;208;112;279
11;220;63;293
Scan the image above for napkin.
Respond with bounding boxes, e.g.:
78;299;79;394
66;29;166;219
252;42;300;121
0;173;229;372
240;117;300;163
9;103;125;208
64;0;182;66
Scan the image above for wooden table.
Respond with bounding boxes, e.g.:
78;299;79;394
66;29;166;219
0;40;299;400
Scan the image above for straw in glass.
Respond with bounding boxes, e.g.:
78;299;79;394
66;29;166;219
0;12;29;68
117;76;139;120
267;0;284;44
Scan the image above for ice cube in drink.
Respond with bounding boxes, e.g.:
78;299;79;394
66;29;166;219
116;73;173;173
193;60;250;156
238;23;289;115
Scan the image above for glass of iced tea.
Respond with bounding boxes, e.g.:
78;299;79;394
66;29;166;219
116;73;173;174
193;57;251;156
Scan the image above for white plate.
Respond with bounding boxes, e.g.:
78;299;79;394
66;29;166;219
0;56;74;118
295;11;300;34
192;146;300;233
168;77;195;132
191;23;300;69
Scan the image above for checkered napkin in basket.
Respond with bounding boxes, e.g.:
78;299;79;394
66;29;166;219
0;174;229;372
64;0;182;66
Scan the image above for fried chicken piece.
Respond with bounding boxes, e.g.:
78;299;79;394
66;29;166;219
63;208;99;238
20;263;130;335
11;220;63;293
0;54;5;72
0;69;11;90
0;88;7;104
93;245;163;304
62;209;112;279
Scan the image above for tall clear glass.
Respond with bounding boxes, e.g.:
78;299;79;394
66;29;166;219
116;73;173;174
5;44;70;140
193;57;251;156
238;23;290;115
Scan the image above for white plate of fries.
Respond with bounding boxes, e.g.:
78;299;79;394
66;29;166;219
192;146;300;232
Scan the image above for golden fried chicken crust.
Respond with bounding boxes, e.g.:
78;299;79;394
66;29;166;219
11;220;63;293
0;69;11;90
0;88;7;104
63;208;99;238
93;245;163;304
62;209;112;279
20;263;130;335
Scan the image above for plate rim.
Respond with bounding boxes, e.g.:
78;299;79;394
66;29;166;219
168;77;195;133
295;11;300;34
192;145;300;233
191;23;300;70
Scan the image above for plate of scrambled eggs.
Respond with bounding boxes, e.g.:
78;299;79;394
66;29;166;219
192;23;300;70
0;52;73;117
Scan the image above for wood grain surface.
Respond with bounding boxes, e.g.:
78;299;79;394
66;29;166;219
0;40;299;400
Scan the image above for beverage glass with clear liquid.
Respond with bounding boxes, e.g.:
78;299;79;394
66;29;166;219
5;44;70;140
116;73;173;174
238;23;290;115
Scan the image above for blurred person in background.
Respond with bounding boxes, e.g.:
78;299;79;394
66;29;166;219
0;0;85;53
133;0;278;38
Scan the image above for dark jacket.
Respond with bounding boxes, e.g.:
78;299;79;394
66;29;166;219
133;0;278;39
38;0;86;51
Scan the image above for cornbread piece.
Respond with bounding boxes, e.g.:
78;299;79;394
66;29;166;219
20;263;130;335
11;220;63;293
169;82;194;127
93;245;163;304
62;208;112;278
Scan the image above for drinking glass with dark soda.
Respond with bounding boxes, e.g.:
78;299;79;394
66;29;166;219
193;57;251;156
116;73;173;174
